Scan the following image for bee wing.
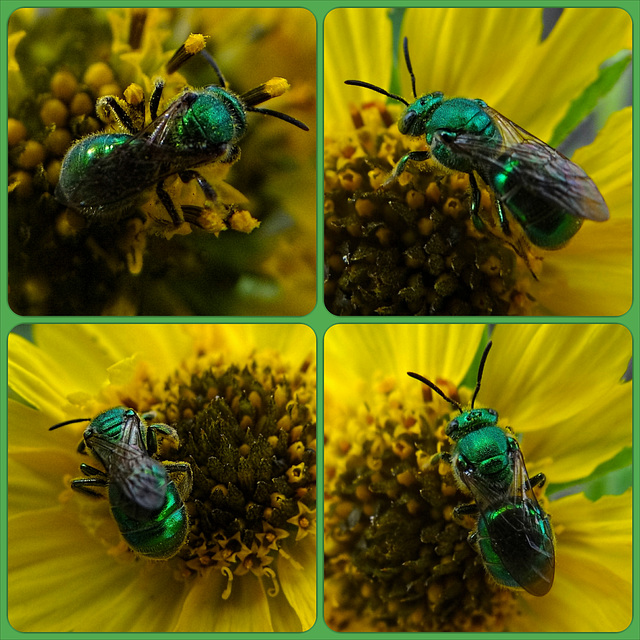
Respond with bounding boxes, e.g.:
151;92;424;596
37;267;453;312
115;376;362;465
479;447;555;596
94;439;168;515
130;93;194;146
454;106;609;222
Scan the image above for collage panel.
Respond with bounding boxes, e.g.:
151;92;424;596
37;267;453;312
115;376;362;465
7;323;317;632
324;7;631;316
324;323;632;632
8;7;316;316
2;3;638;640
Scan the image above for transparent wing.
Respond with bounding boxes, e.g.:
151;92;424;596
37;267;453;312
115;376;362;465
133;92;195;146
91;438;167;513
448;105;609;222
475;447;555;596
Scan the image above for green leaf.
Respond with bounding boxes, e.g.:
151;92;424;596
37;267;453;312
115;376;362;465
548;446;632;500
549;52;631;148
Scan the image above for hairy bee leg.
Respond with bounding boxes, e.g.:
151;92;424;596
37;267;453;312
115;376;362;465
179;170;218;204
469;174;513;237
453;502;479;520
150;80;164;121
468;172;485;232
164;461;193;500
155;180;184;225
527;473;546;491
468;174;540;281
386;150;431;185
71;464;109;497
100;96;137;134
429;451;452;466
146;422;180;456
494;198;512;236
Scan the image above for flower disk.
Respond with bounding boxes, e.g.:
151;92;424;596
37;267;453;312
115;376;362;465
324;104;538;316
150;352;316;587
325;375;520;632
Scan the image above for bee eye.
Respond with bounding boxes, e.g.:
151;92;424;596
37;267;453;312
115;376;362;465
446;419;459;438
399;110;417;135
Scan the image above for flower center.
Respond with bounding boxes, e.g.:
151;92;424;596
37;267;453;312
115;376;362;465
325;375;519;632
324;104;539;316
103;349;316;598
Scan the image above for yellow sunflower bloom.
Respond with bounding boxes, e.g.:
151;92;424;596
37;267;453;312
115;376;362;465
324;324;631;632
8;7;315;316
8;324;316;632
324;8;631;315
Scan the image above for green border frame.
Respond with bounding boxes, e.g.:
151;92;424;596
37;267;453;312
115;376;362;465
2;1;638;639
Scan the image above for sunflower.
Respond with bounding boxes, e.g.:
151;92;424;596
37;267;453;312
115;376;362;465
324;8;632;315
8;324;316;632
324;324;631;631
8;7;315;316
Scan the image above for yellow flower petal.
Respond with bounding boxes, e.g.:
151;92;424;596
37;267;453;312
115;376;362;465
535;107;632;316
325;324;486;398
514;491;632;632
175;570;272;632
487;325;630;431
9;508;142;632
402;8;543;103
325;8;393;131
277;536;317;630
9;324;316;632
523;7;632;139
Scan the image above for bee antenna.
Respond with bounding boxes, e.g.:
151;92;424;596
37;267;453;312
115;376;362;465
470;341;493;408
49;417;91;431
407;372;463;413
344;80;409;107
246;107;309;131
402;37;417;99
199;49;226;88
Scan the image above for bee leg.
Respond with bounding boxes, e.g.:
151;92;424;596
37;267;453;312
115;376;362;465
430;451;452;466
494;198;512;236
147;422;180;455
165;461;193;500
527;473;546;491
386;150;431;186
220;145;241;165
150;79;165;121
453;502;479;520
469;177;540;281
178;170;218;206
468;173;486;232
99;96;137;134
71;465;109;497
79;463;106;477
155;180;184;226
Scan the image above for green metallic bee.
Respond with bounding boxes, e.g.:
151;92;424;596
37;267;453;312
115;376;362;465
408;341;555;596
50;407;192;560
55;48;309;225
346;37;609;252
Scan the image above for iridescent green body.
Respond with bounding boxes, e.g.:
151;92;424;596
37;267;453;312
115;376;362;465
475;500;554;594
346;38;608;252
55;51;307;224
109;467;190;559
50;407;192;560
408;341;555;596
